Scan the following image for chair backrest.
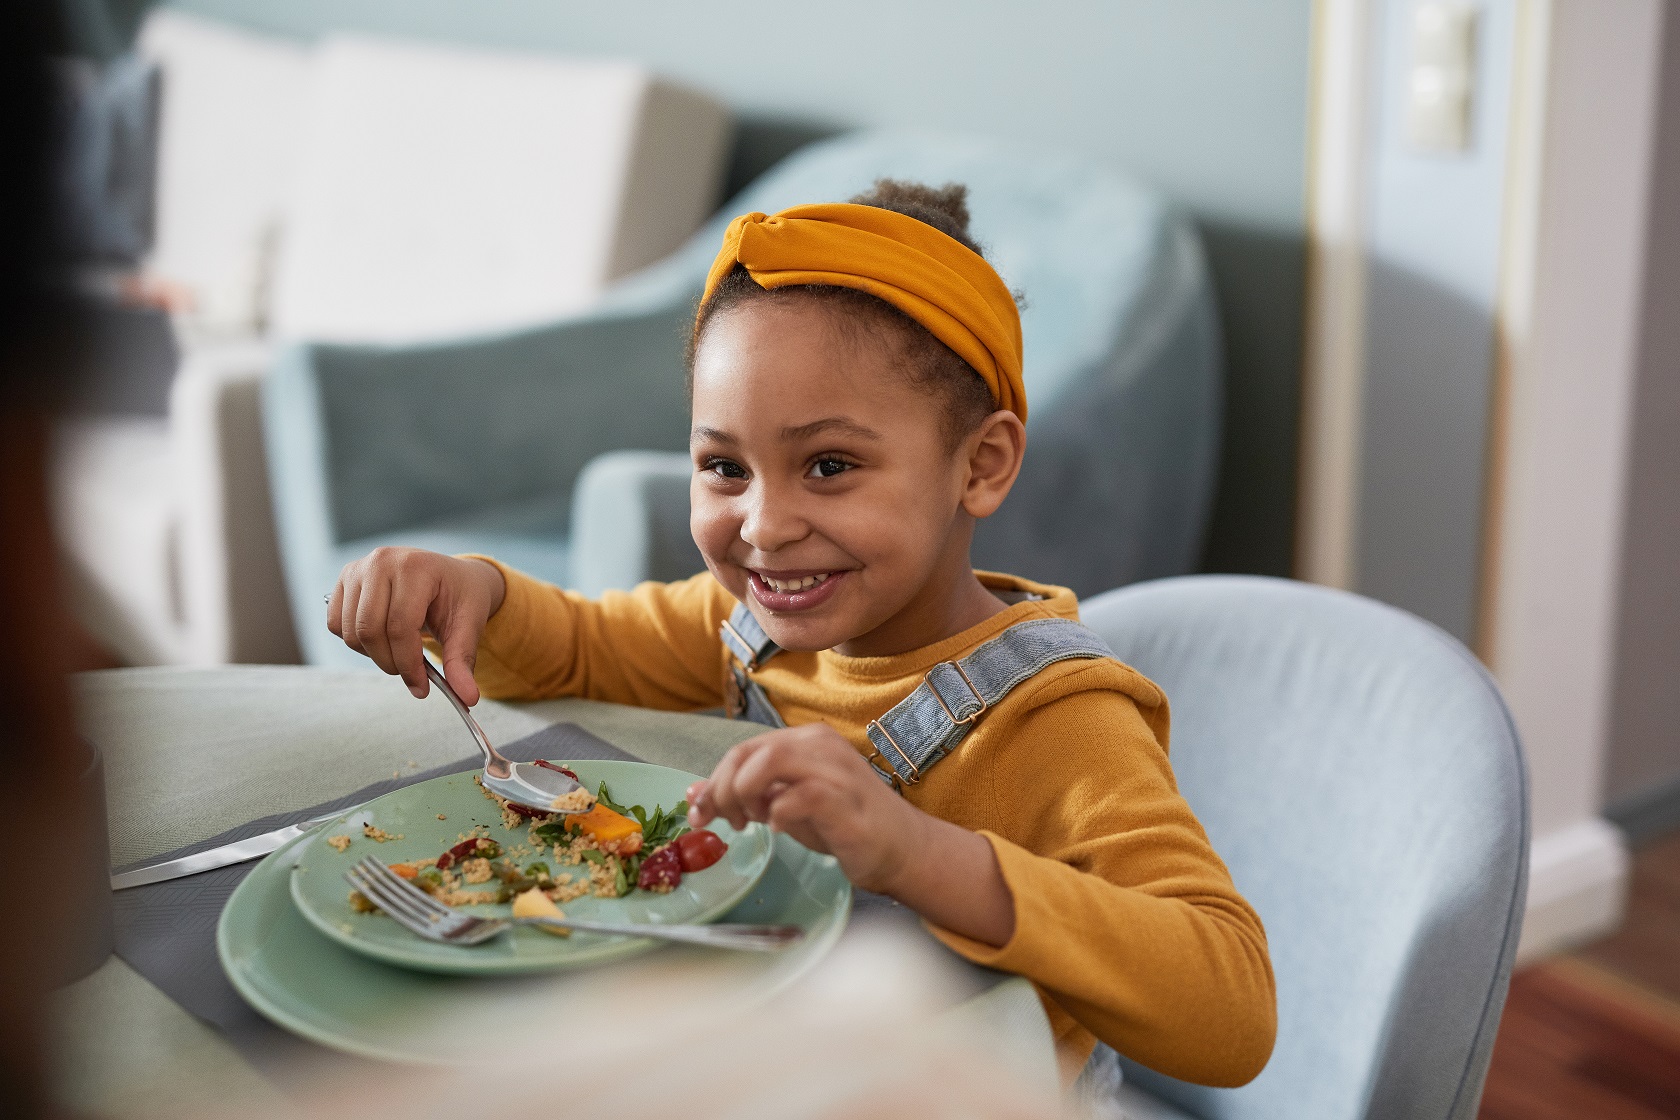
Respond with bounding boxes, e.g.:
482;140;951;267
1079;576;1527;1120
270;35;728;343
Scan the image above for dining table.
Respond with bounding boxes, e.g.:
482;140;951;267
52;665;1061;1117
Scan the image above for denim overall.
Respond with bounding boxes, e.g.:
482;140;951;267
718;599;1117;788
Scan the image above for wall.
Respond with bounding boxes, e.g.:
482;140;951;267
135;0;1315;579
1298;0;1666;959
1480;0;1664;957
1604;3;1680;840
1356;0;1517;644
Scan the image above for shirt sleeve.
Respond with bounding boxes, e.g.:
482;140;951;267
925;667;1278;1088
462;558;733;711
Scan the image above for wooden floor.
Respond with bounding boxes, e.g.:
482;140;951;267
1479;830;1680;1120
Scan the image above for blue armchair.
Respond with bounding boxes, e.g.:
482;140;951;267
1079;576;1528;1120
265;130;1223;664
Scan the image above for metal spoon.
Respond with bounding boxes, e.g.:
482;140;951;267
422;657;589;814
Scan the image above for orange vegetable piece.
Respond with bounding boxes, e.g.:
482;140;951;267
389;862;419;879
564;804;642;850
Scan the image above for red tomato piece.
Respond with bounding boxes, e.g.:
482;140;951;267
532;760;582;782
436;837;490;870
674;829;727;872
637;846;683;892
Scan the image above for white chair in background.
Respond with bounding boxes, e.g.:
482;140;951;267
51;11;731;666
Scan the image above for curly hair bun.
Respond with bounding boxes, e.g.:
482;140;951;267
848;179;982;256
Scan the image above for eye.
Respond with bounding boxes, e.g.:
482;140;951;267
703;457;748;480
807;457;854;479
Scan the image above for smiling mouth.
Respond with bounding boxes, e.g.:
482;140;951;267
760;572;830;593
747;569;848;612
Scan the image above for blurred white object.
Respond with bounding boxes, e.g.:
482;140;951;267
139;10;309;339
55;12;730;666
274;37;727;342
1406;2;1478;153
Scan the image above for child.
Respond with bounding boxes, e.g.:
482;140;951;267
328;180;1276;1087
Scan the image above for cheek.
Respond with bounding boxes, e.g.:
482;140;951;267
830;468;959;564
689;482;741;566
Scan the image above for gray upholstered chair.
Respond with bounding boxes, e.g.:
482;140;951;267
265;130;1223;664
1075;575;1528;1120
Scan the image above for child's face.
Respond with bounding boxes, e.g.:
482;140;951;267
689;299;984;656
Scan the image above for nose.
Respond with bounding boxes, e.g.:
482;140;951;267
739;475;810;554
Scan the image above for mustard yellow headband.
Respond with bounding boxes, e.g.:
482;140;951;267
700;202;1026;421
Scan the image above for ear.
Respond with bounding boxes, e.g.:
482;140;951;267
960;410;1027;518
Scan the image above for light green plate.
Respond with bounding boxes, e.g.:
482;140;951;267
219;805;851;1063
288;761;773;975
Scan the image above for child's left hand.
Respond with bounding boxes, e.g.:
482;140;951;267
686;723;920;895
688;723;1017;947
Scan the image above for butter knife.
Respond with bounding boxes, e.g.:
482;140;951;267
110;806;358;891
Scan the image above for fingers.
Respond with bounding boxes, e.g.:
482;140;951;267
698;737;770;831
685;780;712;826
731;736;847;823
700;727;868;835
385;578;432;699
336;570;366;655
437;616;481;707
326;579;345;637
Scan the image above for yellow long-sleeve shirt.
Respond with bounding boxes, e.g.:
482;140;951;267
467;562;1276;1086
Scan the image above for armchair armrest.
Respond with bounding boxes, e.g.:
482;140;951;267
263;303;696;657
170;341;301;663
568;450;701;597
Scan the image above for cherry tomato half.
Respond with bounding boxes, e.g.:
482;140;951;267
673;829;728;872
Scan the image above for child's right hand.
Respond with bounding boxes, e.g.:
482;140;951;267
326;548;506;704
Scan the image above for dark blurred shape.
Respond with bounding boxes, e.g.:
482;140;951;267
2;1;115;1116
47;48;178;416
61;302;178;415
720;114;846;202
50;53;159;264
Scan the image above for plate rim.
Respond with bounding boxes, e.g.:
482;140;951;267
217;824;853;1063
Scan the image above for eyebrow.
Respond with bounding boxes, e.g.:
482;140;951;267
690;418;884;445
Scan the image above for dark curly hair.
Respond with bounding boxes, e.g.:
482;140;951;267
688;179;1015;449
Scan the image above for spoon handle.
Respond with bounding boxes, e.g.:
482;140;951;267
423;658;512;779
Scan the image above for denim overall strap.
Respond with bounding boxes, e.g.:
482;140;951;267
864;617;1116;788
719;602;786;728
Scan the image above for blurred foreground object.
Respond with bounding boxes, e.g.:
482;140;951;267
270;131;1222;664
3;2;118;1115
51;10;731;666
1081;576;1528;1120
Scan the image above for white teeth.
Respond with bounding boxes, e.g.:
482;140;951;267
763;573;830;593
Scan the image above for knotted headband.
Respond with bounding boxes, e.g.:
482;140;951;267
700;202;1027;421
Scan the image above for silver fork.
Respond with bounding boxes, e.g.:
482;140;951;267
344;857;804;951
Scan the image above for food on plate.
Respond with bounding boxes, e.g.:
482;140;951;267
560;803;643;853
348;768;735;933
435;836;500;870
550;787;595;812
511;886;571;936
636;845;683;893
362;824;402;842
326;835;352;853
674;829;728;872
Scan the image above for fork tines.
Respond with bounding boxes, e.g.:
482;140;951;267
345;857;462;941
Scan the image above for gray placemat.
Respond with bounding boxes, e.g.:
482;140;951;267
110;722;636;1069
